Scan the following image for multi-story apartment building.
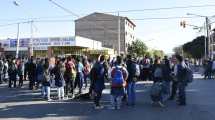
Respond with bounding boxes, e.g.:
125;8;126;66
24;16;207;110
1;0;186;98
75;12;136;54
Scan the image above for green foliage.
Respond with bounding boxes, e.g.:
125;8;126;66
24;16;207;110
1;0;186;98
183;36;206;59
145;51;153;58
127;39;148;57
173;46;183;55
152;49;165;58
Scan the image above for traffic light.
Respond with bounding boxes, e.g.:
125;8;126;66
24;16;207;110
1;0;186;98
180;21;186;28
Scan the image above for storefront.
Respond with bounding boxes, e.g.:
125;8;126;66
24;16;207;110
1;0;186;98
0;36;108;58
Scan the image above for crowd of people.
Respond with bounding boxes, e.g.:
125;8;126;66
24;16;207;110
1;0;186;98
203;58;215;79
0;54;192;109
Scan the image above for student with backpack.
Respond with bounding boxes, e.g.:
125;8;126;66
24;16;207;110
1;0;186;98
126;54;139;106
110;56;128;109
64;57;76;98
91;55;107;109
52;58;66;100
175;55;191;106
41;67;51;101
150;58;165;107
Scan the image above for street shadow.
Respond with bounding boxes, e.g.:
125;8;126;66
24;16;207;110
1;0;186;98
1;81;211;120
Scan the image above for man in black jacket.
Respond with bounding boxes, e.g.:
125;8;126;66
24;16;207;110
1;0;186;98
25;56;36;90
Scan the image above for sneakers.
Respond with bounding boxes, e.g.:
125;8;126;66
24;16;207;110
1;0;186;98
158;101;165;107
116;106;121;110
108;106;115;110
94;105;104;110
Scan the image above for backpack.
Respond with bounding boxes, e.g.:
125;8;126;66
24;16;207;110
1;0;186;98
150;82;162;101
154;67;163;78
184;67;193;83
95;62;105;80
112;67;124;87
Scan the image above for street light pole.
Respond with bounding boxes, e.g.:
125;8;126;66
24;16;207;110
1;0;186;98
118;12;121;55
16;23;20;58
29;20;34;57
206;17;211;58
204;22;207;59
187;13;213;59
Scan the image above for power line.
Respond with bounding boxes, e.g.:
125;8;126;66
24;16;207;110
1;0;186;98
0;15;74;22
1;3;215;22
0;21;32;27
48;0;79;17
0;16;203;27
106;4;215;13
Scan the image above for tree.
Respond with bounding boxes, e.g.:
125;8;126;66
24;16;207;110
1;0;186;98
127;39;148;57
173;46;183;55
183;36;206;59
152;49;165;58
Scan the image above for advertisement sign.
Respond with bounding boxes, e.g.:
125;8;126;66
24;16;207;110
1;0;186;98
10;39;17;47
9;38;29;47
20;38;29;47
50;37;75;46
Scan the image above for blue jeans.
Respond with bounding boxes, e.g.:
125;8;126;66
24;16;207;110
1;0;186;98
178;82;186;104
111;95;123;108
84;74;89;88
74;72;83;93
127;82;136;105
162;81;171;101
42;86;50;99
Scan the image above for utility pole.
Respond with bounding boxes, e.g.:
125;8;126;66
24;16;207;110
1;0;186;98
204;22;207;59
186;13;214;59
118;12;121;55
206;17;212;58
16;23;20;58
29;20;34;57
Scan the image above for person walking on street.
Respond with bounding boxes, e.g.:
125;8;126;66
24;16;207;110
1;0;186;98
17;58;24;87
110;56;128;110
52;58;66;100
74;57;84;94
25;57;37;90
151;58;165;107
91;55;106;109
0;58;4;84
3;59;9;82
162;56;172;101
126;54;139;106
175;55;188;106
83;59;91;89
64;57;76;98
41;66;51;101
8;59;17;88
36;59;45;89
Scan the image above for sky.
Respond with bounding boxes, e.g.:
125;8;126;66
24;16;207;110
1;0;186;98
1;0;215;54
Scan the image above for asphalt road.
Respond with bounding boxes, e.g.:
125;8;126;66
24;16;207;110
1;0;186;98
0;74;215;120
